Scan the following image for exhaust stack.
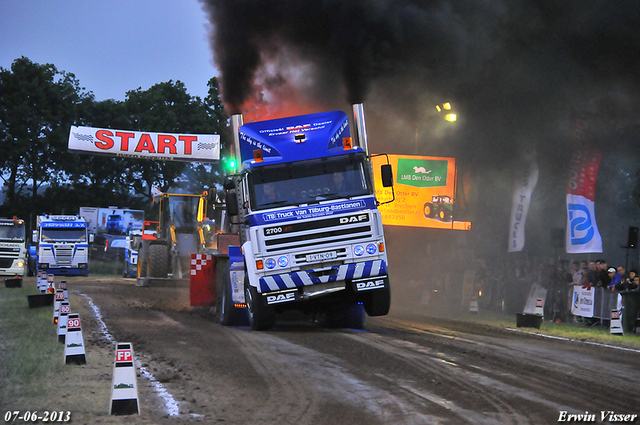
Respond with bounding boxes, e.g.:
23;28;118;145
230;114;244;172
352;103;369;157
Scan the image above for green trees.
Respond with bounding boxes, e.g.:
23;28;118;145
0;57;88;211
0;57;228;220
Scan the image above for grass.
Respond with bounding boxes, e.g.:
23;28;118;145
0;283;118;422
457;308;640;350
88;259;125;277
0;286;66;410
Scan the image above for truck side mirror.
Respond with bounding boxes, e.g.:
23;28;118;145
225;192;239;216
381;164;394;187
32;230;38;243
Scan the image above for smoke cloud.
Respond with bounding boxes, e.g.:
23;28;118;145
200;0;640;314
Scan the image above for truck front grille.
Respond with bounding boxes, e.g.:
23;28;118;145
0;258;14;268
54;246;73;263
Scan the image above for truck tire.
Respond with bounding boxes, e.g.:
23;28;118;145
245;279;275;331
220;263;247;326
364;284;391;316
325;303;366;329
149;244;169;278
424;203;436;218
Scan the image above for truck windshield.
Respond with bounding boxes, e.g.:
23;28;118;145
249;154;372;211
0;224;25;241
41;228;87;242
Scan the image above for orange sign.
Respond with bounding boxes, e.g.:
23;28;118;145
372;154;471;230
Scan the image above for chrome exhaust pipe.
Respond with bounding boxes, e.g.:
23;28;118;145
352;103;369;157
230;114;244;172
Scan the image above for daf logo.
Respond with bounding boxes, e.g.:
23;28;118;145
339;214;368;224
356;279;385;291
266;292;296;304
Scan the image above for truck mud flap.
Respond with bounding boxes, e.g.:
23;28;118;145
352;275;388;292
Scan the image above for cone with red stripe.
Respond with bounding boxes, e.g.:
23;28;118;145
64;313;87;364
109;343;140;415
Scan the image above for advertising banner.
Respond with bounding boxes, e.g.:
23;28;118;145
565;150;603;253
68;126;219;162
571;286;595;318
508;152;539;252
372;155;471;230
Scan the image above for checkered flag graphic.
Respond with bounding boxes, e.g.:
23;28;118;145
73;132;94;143
197;142;216;150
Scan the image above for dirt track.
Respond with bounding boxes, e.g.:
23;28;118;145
22;276;640;424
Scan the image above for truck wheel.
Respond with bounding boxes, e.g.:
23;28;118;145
325;303;366;329
424;203;436;218
364;284;391;316
438;209;451;221
149;244;169;278
245;280;275;331
220;263;246;326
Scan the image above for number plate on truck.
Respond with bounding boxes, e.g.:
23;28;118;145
306;251;337;262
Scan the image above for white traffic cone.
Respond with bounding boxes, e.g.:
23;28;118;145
37;271;47;292
469;300;479;314
64;313;87;364
46;275;55;294
610;309;623;335
53;290;65;324
58;280;69;301
534;298;544;317
57;301;70;343
109;343;140;415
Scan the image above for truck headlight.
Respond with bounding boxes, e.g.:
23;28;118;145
277;256;288;268
354;245;364;256
79;263;88;269
16;261;25;268
366;244;377;255
265;258;276;269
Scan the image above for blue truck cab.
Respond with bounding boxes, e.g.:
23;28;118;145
33;214;90;276
221;105;393;330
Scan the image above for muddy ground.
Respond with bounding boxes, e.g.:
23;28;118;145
4;276;640;425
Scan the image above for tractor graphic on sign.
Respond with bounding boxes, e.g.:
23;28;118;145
423;195;453;221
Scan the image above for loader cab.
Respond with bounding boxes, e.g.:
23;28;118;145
158;193;205;232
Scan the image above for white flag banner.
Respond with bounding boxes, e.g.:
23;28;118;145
565;150;603;253
508;153;539;252
68;126;220;162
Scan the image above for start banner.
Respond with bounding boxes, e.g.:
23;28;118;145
68;126;220;162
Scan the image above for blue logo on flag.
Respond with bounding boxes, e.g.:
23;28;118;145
568;203;594;245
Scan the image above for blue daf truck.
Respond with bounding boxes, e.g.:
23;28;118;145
216;104;394;330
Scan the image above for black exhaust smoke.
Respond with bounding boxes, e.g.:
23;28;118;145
200;0;640;315
201;0;640;132
200;0;459;114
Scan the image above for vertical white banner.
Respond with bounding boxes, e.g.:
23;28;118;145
508;151;539;252
566;150;603;253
